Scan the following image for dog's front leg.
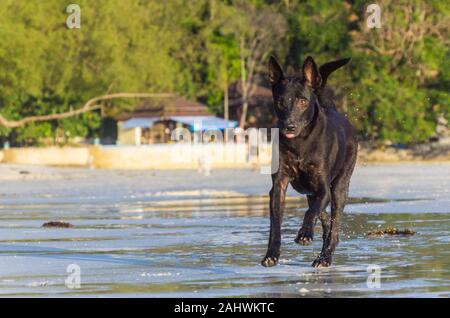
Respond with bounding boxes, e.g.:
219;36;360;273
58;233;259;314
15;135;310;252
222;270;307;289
261;174;290;267
296;186;330;245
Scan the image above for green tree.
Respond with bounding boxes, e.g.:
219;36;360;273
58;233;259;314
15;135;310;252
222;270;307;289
0;0;182;145
349;0;450;143
0;0;448;146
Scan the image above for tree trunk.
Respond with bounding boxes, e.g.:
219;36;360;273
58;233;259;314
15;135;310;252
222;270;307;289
239;37;248;129
239;99;248;129
223;79;229;142
210;0;216;20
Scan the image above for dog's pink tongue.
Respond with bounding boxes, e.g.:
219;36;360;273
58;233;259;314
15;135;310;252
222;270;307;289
285;133;296;139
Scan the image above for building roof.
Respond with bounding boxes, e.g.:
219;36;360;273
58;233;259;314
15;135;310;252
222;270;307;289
117;96;211;121
228;81;273;109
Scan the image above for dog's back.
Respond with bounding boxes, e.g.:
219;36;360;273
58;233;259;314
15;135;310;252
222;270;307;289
323;105;358;182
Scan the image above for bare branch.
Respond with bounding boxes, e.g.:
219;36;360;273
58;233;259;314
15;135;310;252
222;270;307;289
0;93;174;129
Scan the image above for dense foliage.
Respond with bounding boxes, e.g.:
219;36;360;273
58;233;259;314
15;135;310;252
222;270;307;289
0;0;448;145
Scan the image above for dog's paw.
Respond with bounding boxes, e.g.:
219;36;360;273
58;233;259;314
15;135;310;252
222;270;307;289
312;254;332;268
261;256;279;267
295;227;314;245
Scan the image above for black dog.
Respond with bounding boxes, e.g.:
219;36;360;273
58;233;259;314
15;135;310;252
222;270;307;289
262;56;357;268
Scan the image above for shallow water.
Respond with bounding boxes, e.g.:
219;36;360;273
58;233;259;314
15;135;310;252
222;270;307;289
0;164;449;297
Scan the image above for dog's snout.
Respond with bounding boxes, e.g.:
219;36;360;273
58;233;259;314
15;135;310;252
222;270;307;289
286;124;296;132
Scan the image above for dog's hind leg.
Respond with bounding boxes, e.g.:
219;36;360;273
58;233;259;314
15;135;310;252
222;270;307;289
318;211;330;240
308;194;331;240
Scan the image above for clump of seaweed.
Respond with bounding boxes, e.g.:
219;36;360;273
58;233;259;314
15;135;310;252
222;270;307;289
42;221;74;228
367;226;416;236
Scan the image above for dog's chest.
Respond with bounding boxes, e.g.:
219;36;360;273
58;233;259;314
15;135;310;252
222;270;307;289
284;157;318;195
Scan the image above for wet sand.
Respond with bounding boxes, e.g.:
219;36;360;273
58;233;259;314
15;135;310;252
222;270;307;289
0;163;449;297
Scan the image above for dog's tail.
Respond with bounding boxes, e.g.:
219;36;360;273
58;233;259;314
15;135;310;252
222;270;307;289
319;58;351;89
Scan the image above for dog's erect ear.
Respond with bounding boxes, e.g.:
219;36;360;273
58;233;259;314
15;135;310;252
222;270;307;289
302;56;322;88
319;58;351;88
268;56;284;85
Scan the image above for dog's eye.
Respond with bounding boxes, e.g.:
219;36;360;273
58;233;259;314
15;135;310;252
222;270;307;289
298;99;308;107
